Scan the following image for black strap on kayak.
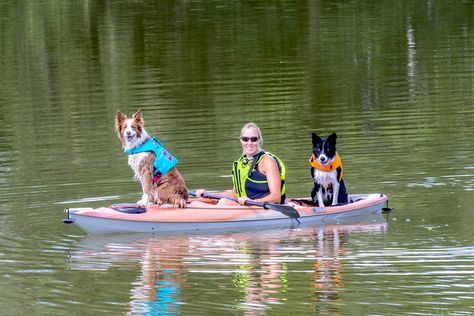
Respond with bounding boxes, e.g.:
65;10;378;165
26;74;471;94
110;204;147;214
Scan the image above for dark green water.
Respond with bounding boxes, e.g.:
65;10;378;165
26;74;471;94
1;1;473;315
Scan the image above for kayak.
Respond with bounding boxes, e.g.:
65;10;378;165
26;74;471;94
63;193;390;234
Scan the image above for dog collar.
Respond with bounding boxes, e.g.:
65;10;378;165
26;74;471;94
309;152;342;172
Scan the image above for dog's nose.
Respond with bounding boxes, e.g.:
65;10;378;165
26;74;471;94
126;131;131;135
320;156;326;162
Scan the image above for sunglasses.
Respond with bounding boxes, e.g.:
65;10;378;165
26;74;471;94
240;136;259;142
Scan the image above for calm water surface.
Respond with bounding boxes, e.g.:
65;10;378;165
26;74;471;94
0;1;473;315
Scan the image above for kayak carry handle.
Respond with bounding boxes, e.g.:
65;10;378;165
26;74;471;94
63;208;75;224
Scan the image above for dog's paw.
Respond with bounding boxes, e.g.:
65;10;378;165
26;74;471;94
160;204;176;208
137;194;150;206
136;200;148;206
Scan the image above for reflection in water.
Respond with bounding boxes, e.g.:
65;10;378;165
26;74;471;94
311;228;344;308
129;244;186;315
232;242;286;315
406;20;417;83
68;216;387;315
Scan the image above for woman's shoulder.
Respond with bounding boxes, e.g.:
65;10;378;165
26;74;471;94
259;153;279;168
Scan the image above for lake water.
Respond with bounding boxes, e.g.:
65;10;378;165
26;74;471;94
1;1;473;315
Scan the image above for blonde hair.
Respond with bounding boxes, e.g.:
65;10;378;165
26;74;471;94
240;122;263;154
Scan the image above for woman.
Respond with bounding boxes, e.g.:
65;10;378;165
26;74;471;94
195;122;286;205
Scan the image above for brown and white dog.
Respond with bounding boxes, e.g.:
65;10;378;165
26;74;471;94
115;110;188;208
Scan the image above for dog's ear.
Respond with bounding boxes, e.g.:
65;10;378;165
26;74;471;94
116;111;127;128
312;132;322;147
132;109;144;124
328;132;337;143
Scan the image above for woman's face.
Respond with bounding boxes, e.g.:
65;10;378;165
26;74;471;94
240;127;260;157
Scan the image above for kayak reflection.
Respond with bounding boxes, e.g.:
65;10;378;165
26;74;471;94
67;214;387;315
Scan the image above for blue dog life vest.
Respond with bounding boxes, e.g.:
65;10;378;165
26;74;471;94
126;137;179;176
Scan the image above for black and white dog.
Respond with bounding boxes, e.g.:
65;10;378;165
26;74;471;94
309;132;348;206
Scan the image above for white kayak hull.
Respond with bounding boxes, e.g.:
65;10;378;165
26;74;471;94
64;194;389;234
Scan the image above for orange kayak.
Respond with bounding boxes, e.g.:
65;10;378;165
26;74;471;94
63;194;389;234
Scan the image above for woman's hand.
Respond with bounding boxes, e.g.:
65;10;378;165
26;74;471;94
237;196;250;205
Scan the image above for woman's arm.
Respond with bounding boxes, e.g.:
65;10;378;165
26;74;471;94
252;155;281;204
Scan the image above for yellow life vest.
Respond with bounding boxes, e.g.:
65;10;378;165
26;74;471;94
232;151;286;203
